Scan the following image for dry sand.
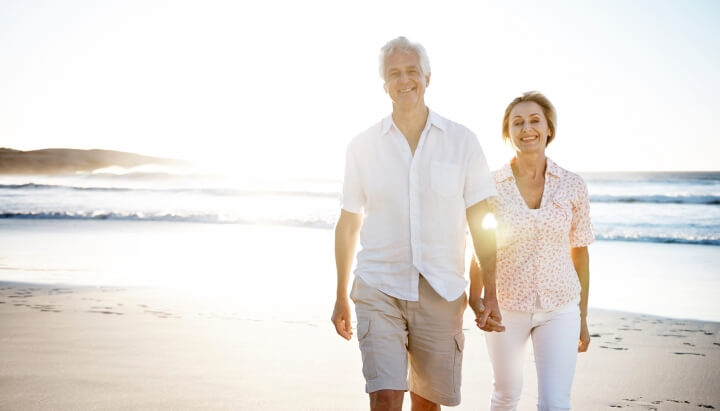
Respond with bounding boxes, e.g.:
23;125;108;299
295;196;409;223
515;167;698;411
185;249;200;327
0;283;718;410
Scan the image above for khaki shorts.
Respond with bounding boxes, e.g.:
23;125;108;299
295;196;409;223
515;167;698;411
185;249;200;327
350;275;467;406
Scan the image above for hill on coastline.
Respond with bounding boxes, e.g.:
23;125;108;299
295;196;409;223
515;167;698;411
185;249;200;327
0;148;188;175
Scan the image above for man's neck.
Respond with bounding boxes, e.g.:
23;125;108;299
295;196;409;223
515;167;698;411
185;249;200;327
391;104;429;156
392;104;429;133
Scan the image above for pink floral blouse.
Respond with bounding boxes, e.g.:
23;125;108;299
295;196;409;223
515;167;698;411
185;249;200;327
488;158;594;312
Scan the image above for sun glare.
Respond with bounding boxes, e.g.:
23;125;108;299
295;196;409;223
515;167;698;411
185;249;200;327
482;213;497;230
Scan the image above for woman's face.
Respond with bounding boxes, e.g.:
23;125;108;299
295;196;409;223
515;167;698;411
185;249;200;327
508;101;551;154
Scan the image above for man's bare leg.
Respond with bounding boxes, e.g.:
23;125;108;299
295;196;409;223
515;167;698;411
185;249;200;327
369;390;404;411
410;391;440;411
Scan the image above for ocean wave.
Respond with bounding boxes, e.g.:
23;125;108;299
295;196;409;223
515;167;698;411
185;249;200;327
3;211;719;246
590;194;720;205
595;233;720;246
0;211;336;229
0;183;339;198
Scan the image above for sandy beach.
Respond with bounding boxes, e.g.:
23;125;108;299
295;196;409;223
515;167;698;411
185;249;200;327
0;221;719;410
1;282;718;411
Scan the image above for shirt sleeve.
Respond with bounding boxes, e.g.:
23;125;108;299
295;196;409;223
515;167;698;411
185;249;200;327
340;143;365;214
464;135;498;208
570;177;595;247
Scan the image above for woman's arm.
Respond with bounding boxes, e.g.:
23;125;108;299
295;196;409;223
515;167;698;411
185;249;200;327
571;246;590;352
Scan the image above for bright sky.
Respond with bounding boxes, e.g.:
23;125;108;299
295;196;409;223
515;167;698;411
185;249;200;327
1;0;718;178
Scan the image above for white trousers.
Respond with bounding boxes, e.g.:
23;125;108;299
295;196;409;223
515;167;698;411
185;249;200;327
484;303;580;411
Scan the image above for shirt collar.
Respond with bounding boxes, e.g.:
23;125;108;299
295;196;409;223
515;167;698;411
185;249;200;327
545;157;562;177
381;109;446;136
497;157;561;182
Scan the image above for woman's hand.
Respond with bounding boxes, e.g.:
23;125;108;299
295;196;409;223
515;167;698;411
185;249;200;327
578;318;591;352
470;295;505;332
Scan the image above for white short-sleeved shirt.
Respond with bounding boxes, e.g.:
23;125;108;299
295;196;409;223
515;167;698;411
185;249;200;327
341;110;496;302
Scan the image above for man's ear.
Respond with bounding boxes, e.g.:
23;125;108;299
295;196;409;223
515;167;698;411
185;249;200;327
425;72;431;87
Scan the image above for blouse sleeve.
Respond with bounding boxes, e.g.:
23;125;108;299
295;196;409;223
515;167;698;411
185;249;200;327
569;176;595;247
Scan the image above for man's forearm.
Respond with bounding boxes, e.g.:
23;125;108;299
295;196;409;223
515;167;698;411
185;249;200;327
476;251;497;297
466;200;497;297
468;256;484;300
334;232;355;298
334;211;362;298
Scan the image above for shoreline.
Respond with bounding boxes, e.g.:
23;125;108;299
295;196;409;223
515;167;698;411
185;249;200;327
1;219;719;322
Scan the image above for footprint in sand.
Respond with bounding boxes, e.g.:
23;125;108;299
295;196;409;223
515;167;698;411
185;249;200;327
31;304;60;313
600;345;629;351
144;310;178;319
87;310;124;315
672;329;714;336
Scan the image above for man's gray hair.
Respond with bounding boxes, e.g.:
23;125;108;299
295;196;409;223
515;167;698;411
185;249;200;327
378;36;431;80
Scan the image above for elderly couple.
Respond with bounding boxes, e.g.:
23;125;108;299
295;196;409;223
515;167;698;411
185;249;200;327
331;36;594;411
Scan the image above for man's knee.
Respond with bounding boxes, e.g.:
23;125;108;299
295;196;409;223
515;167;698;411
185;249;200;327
370;389;404;411
410;391;440;411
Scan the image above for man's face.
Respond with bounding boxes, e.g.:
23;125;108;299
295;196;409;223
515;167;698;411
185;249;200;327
383;50;430;109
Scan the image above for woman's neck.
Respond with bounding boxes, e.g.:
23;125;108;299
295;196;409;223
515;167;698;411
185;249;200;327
512;152;547;179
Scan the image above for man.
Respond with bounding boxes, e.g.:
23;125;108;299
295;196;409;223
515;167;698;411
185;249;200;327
331;36;503;411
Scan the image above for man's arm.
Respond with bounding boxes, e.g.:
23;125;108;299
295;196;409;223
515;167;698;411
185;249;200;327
467;200;504;332
331;209;363;340
571;246;591;352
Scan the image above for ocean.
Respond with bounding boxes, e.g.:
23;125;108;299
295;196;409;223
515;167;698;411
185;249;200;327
1;170;719;246
1;170;719;321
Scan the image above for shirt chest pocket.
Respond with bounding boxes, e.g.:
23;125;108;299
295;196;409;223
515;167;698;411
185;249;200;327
549;196;573;232
431;161;463;197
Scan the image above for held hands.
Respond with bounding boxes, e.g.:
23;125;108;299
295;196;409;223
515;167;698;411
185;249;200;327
470;295;505;332
331;297;353;340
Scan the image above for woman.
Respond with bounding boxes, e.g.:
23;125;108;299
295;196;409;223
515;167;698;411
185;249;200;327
471;91;594;410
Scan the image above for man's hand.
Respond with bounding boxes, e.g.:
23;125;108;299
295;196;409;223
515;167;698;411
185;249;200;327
331;297;353;340
470;295;504;332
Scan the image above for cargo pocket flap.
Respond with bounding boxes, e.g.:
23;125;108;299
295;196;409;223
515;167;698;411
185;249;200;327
454;332;465;352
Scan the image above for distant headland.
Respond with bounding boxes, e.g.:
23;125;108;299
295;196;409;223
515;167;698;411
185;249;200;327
0;148;189;175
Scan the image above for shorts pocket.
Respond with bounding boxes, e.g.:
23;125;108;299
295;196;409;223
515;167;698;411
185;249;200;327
357;315;378;379
431;162;462;197
452;332;465;393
